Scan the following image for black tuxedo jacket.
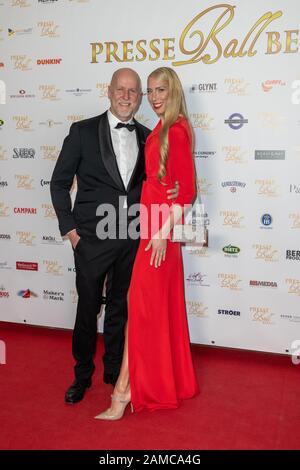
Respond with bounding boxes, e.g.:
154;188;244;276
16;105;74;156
50;111;151;239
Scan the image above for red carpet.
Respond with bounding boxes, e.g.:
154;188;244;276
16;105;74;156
0;321;299;450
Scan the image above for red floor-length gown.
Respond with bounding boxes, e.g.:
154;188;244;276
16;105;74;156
128;117;199;412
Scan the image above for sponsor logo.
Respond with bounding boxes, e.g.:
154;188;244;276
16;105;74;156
259;112;286;128
0;179;8;188
16;261;38;271
220;210;245;228
96;82;108;98
0;147;7;160
186;272;209;287
38;21;59;37
190;82;217;93
13;115;33;131
0;234;11;240
198;178;213;196
16;231;36;246
38;0;58;3
40;145;59;161
280;314;300;323
43;260;63;276
11;0;31;7
250;307;275;325
261;213;273;228
17;289;38;298
43;289;64;301
194;150;216;159
66;114;85;123
0;119;4;128
8;27;33;36
67;266;76;273
0;203;9;217
255;150;285;160
40;179;50;187
224;78;250;96
286;278;300;296
0;62;4;68
0;80;5;104
255;179;279;197
225;113;248;130
0;261;12;270
41;204;56;219
289;213;300;229
250;280;278;288
261;79;286;92
10;89;35;99
39;119;63;128
221;181;246;192
41;235;63;245
14;207;36;215
289;184;300;194
15;175;35;190
253;244;279;262
186;300;209;318
11;55;32;71
65;87;92;96
37;58;62;65
222;245;240;256
217;309;240;316
39;85;60;101
218;273;242;290
190;113;214;131
286;250;300;261
13;148;35;159
0;285;9;298
70;289;78;304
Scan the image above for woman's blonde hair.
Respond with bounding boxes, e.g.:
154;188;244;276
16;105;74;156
148;67;190;182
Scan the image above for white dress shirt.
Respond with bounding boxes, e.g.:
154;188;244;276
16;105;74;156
107;110;139;190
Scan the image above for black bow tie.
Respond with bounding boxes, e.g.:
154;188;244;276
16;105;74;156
115;122;136;132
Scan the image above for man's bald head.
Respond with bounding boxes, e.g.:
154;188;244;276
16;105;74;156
108;68;142;122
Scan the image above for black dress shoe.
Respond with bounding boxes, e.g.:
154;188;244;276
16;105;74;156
64;379;92;404
103;373;118;385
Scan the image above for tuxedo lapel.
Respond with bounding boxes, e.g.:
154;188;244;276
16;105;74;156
127;119;146;192
98;112;125;191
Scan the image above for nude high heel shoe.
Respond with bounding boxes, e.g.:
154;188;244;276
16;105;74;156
94;393;133;421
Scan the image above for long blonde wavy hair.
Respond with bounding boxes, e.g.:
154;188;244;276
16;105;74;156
148;67;191;182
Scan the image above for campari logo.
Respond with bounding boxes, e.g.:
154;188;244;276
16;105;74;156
14;207;37;215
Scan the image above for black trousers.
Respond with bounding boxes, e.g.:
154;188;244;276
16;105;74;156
72;235;140;382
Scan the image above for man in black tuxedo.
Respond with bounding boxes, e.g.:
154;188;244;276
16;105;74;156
50;68;178;404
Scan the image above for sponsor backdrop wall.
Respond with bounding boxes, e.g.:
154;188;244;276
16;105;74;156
0;0;300;355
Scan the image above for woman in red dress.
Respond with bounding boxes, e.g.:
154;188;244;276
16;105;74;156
95;67;199;420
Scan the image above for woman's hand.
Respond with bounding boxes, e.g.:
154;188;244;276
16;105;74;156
145;237;167;268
